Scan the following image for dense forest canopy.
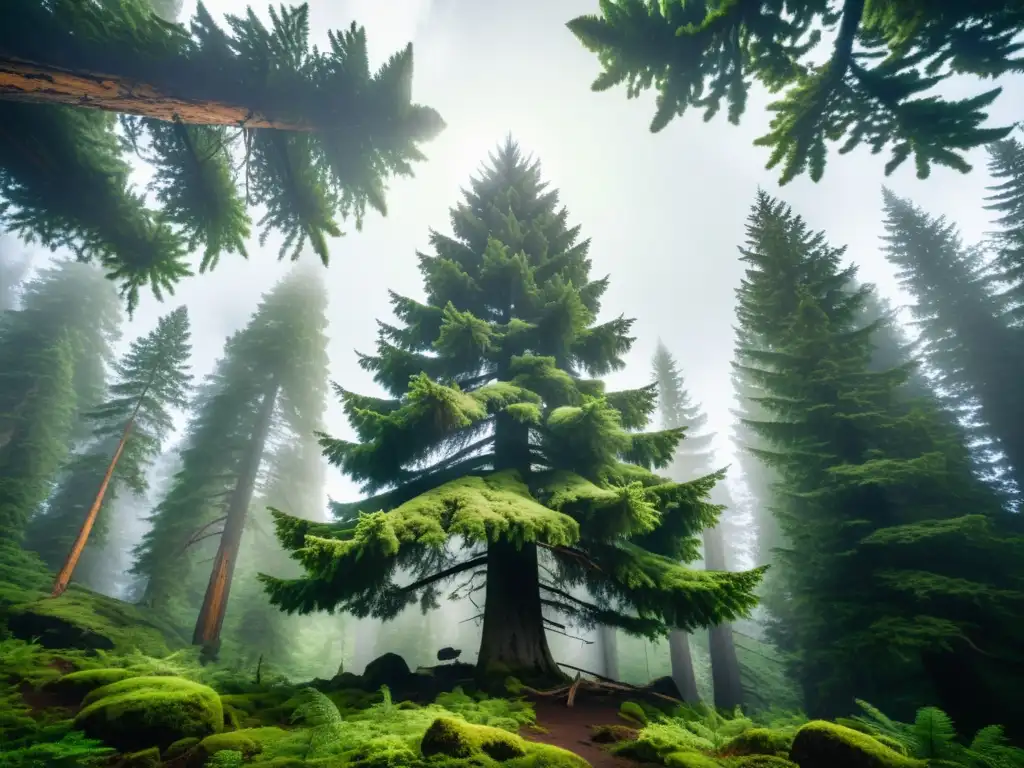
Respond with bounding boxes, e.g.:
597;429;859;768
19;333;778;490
1;2;1024;767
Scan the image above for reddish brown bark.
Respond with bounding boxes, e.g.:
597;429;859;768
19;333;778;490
192;381;279;653
51;369;157;598
0;57;310;130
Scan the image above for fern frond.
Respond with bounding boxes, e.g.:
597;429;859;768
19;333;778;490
911;707;958;761
291;688;344;758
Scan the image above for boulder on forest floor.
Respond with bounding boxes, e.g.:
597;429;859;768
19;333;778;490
362;652;412;691
74;675;223;753
789;721;925;768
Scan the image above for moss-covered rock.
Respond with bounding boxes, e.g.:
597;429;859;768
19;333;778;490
789;722;926;768
197;727;288;761
421;716;527;761
665;751;722;767
74;675;223;752
590;723;639;743
165;736;201;759
729;756;798;768
619;700;648;725
723;728;793;757
46;668;134;701
116;746;162;767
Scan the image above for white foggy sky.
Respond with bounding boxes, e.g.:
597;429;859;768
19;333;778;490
20;0;1024;508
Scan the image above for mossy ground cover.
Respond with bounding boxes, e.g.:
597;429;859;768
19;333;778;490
2;547;1022;768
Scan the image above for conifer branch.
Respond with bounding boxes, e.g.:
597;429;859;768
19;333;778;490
397;555;488;595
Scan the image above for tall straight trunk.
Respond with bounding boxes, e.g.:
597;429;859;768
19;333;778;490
477;538;560;680
192;381;279;654
0;59;309;130
704;523;744;709
668;630;700;702
600;625;619;680
51;364;158;598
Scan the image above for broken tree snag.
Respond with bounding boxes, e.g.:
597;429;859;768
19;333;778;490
0;58;310;131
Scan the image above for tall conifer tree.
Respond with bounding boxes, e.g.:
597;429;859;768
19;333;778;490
0;1;443;307
263;139;763;679
881;190;1024;497
653;341;744;709
985;134;1024;325
132;268;328;655
736;191;1024;732
27;307;192;587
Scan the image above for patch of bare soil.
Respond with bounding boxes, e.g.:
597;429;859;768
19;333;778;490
525;696;655;768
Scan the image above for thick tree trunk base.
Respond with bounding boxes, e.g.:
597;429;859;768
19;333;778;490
477;540;562;686
709;624;744;710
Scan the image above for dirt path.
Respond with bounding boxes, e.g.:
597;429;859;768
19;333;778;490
524;697;652;768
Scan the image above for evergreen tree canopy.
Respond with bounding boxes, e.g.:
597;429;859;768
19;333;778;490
985;133;1024;324
880;189;1024;497
0;0;444;310
567;0;1022;184
28;306;193;581
0;259;121;540
652;340;715;479
735;191;1024;732
262;138;764;678
0;241;32;312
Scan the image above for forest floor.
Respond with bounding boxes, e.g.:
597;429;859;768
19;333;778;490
526;697;652;767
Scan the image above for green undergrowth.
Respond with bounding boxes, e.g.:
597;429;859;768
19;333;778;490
606;698;1024;768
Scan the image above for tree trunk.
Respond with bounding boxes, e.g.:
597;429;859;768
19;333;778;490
192;381;279;654
668;629;701;703
600;625;619;681
51;366;158;598
704;523;745;710
477;539;560;681
0;58;310;131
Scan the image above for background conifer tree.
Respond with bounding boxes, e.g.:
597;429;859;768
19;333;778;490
26;307;193;587
567;1;1020;185
262;139;764;679
0;260;121;540
131;268;328;654
736;191;1024;733
0;1;444;307
985;133;1024;325
653;341;744;710
880;190;1024;498
0;241;32;312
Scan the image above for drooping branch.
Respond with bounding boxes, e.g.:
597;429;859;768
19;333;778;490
540;543;603;572
181;515;227;552
398;555;489;595
540;583;606;615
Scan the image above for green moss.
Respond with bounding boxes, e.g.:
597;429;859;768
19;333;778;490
165;736;200;759
727;757;798;768
665;752;723;768
722;728;792;757
116;746;161;767
46;668;134;701
620;700;648;726
74;675;223;752
590;724;638;743
198;727;289;760
789;722;926;768
421;716;527;760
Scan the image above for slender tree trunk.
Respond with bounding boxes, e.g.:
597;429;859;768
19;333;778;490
668;630;701;702
600;625;619;680
703;523;744;709
192;381;279;654
477;539;560;681
51;367;158;598
0;58;310;130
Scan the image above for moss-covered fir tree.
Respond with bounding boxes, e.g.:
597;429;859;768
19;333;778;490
985;133;1024;326
653;341;744;710
0;259;121;541
881;190;1024;498
132;267;328;655
26;307;192;588
0;1;443;309
567;1;1020;185
262;138;764;681
736;191;1024;734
